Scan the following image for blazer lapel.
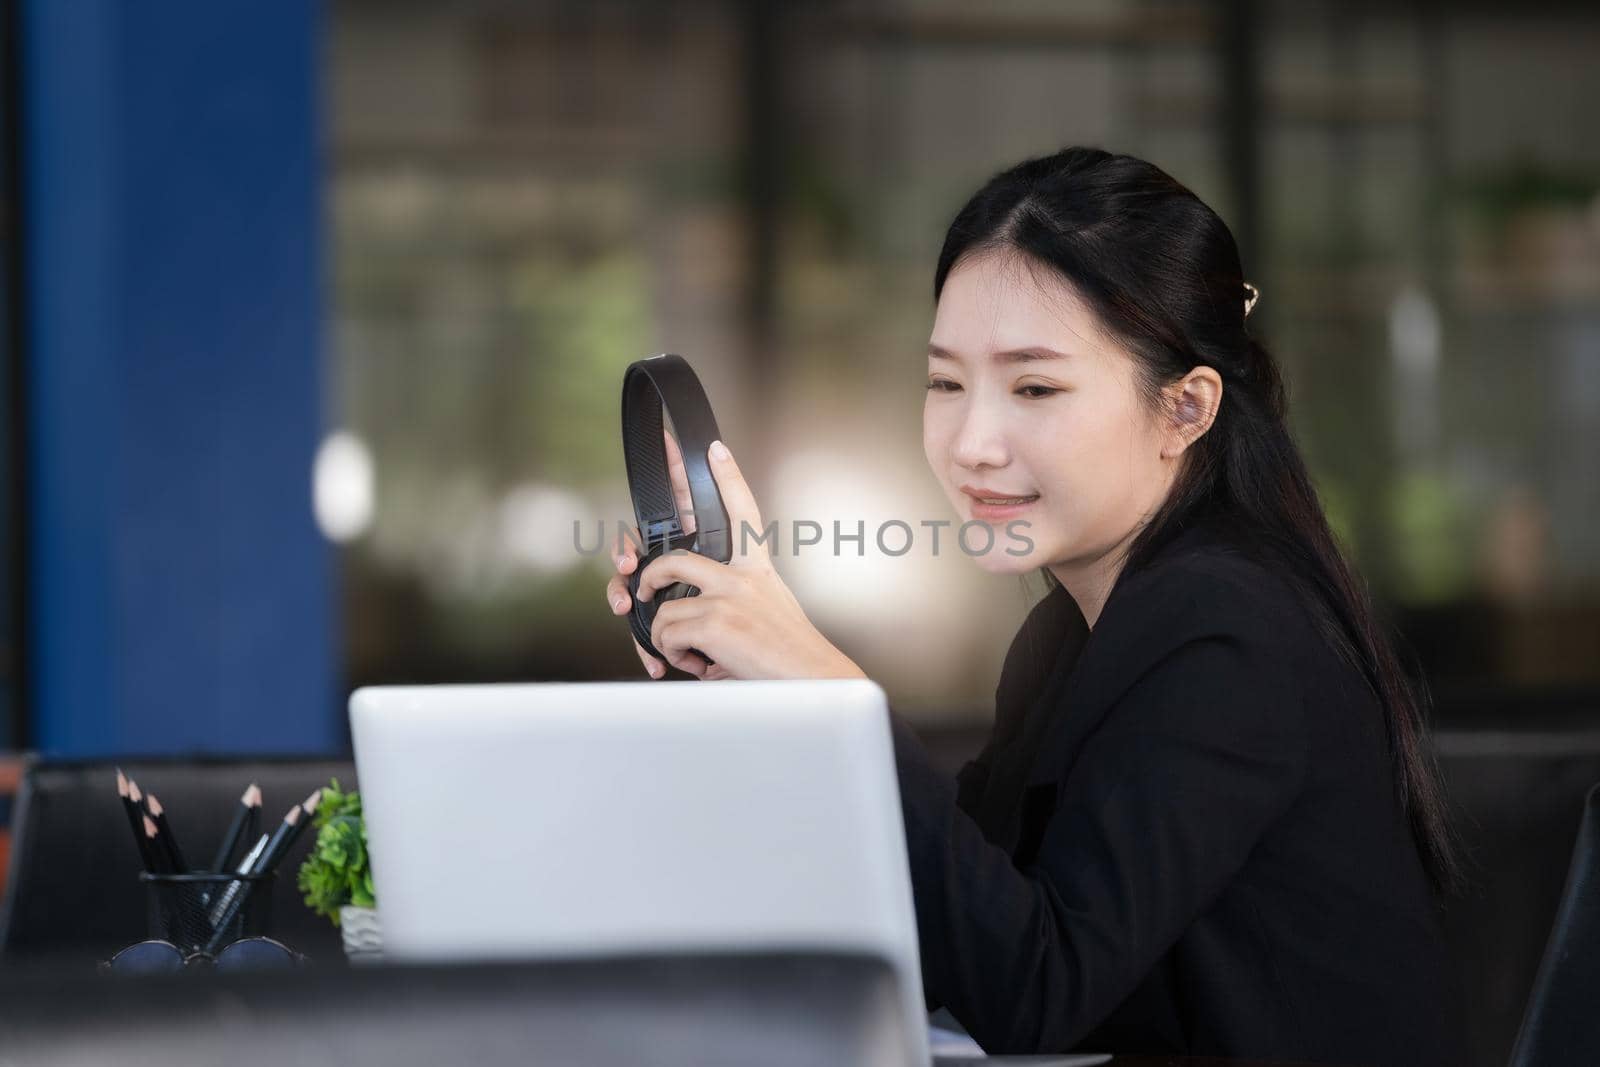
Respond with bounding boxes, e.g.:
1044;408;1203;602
1020;518;1243;792
968;588;1090;849
968;518;1242;853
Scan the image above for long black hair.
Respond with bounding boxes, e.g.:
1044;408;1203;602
934;146;1462;899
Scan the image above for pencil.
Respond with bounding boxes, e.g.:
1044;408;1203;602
126;779;167;872
273;789;320;869
116;769;159;872
243;795;260;865
237;832;269;872
205;793;318;953
143;792;190;874
211;784;260;873
206;832;270;928
254;789;321;877
142;814;172;874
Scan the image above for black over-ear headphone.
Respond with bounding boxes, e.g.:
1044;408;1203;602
621;354;731;664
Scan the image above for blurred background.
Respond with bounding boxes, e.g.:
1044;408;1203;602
0;1;1597;1063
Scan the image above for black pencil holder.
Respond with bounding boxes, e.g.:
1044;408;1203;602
140;871;276;955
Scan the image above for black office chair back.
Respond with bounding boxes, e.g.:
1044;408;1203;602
1508;781;1600;1067
0;756;355;964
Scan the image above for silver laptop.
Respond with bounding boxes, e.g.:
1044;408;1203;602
350;679;931;1064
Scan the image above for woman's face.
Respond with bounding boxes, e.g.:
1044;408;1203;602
922;250;1183;580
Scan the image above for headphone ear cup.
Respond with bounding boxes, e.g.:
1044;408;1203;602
626;542;713;667
626;546;665;656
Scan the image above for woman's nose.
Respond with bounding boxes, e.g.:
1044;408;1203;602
950;404;1010;470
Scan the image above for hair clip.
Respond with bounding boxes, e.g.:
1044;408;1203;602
1243;281;1261;319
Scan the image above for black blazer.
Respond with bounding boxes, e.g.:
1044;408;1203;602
888;513;1466;1066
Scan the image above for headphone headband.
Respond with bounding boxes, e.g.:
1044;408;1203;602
621;354;730;560
620;354;731;665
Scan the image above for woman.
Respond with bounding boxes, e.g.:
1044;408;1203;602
604;146;1465;1065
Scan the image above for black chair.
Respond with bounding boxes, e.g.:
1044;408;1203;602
1507;781;1600;1067
1419;728;1600;1067
0;953;915;1067
0;755;355;964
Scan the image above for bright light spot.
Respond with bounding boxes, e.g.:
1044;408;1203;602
768;449;945;622
313;431;376;543
1388;284;1443;460
499;483;593;574
1388;285;1441;375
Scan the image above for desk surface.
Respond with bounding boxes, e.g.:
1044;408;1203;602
0;954;1350;1067
1108;1059;1336;1066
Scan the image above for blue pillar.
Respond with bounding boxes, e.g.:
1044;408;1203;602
19;0;335;755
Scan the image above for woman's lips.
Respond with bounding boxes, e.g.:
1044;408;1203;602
967;494;1040;521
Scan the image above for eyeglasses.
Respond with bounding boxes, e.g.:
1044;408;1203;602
101;936;308;974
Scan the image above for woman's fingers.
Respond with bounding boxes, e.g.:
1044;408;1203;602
607;525;640;613
632;636;668;679
662;429;697;536
612;521;642;575
605;520;670;679
664;648;709;679
610;571;667;678
606;567;631;612
635;549;735;603
705;440;767;562
613;439;767;681
650;598;712;679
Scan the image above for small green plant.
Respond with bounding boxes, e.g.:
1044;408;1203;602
297;778;376;926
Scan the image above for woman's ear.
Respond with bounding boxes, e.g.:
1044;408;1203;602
1161;367;1223;459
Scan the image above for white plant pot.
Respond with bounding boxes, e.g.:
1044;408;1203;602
339;905;383;965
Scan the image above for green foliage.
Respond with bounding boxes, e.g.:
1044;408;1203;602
1386;469;1473;604
1456;157;1599;230
296;778;376;926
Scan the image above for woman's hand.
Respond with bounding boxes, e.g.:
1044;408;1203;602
605;429;698;679
625;438;865;682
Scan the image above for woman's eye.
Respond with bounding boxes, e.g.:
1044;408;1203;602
926;380;1057;398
